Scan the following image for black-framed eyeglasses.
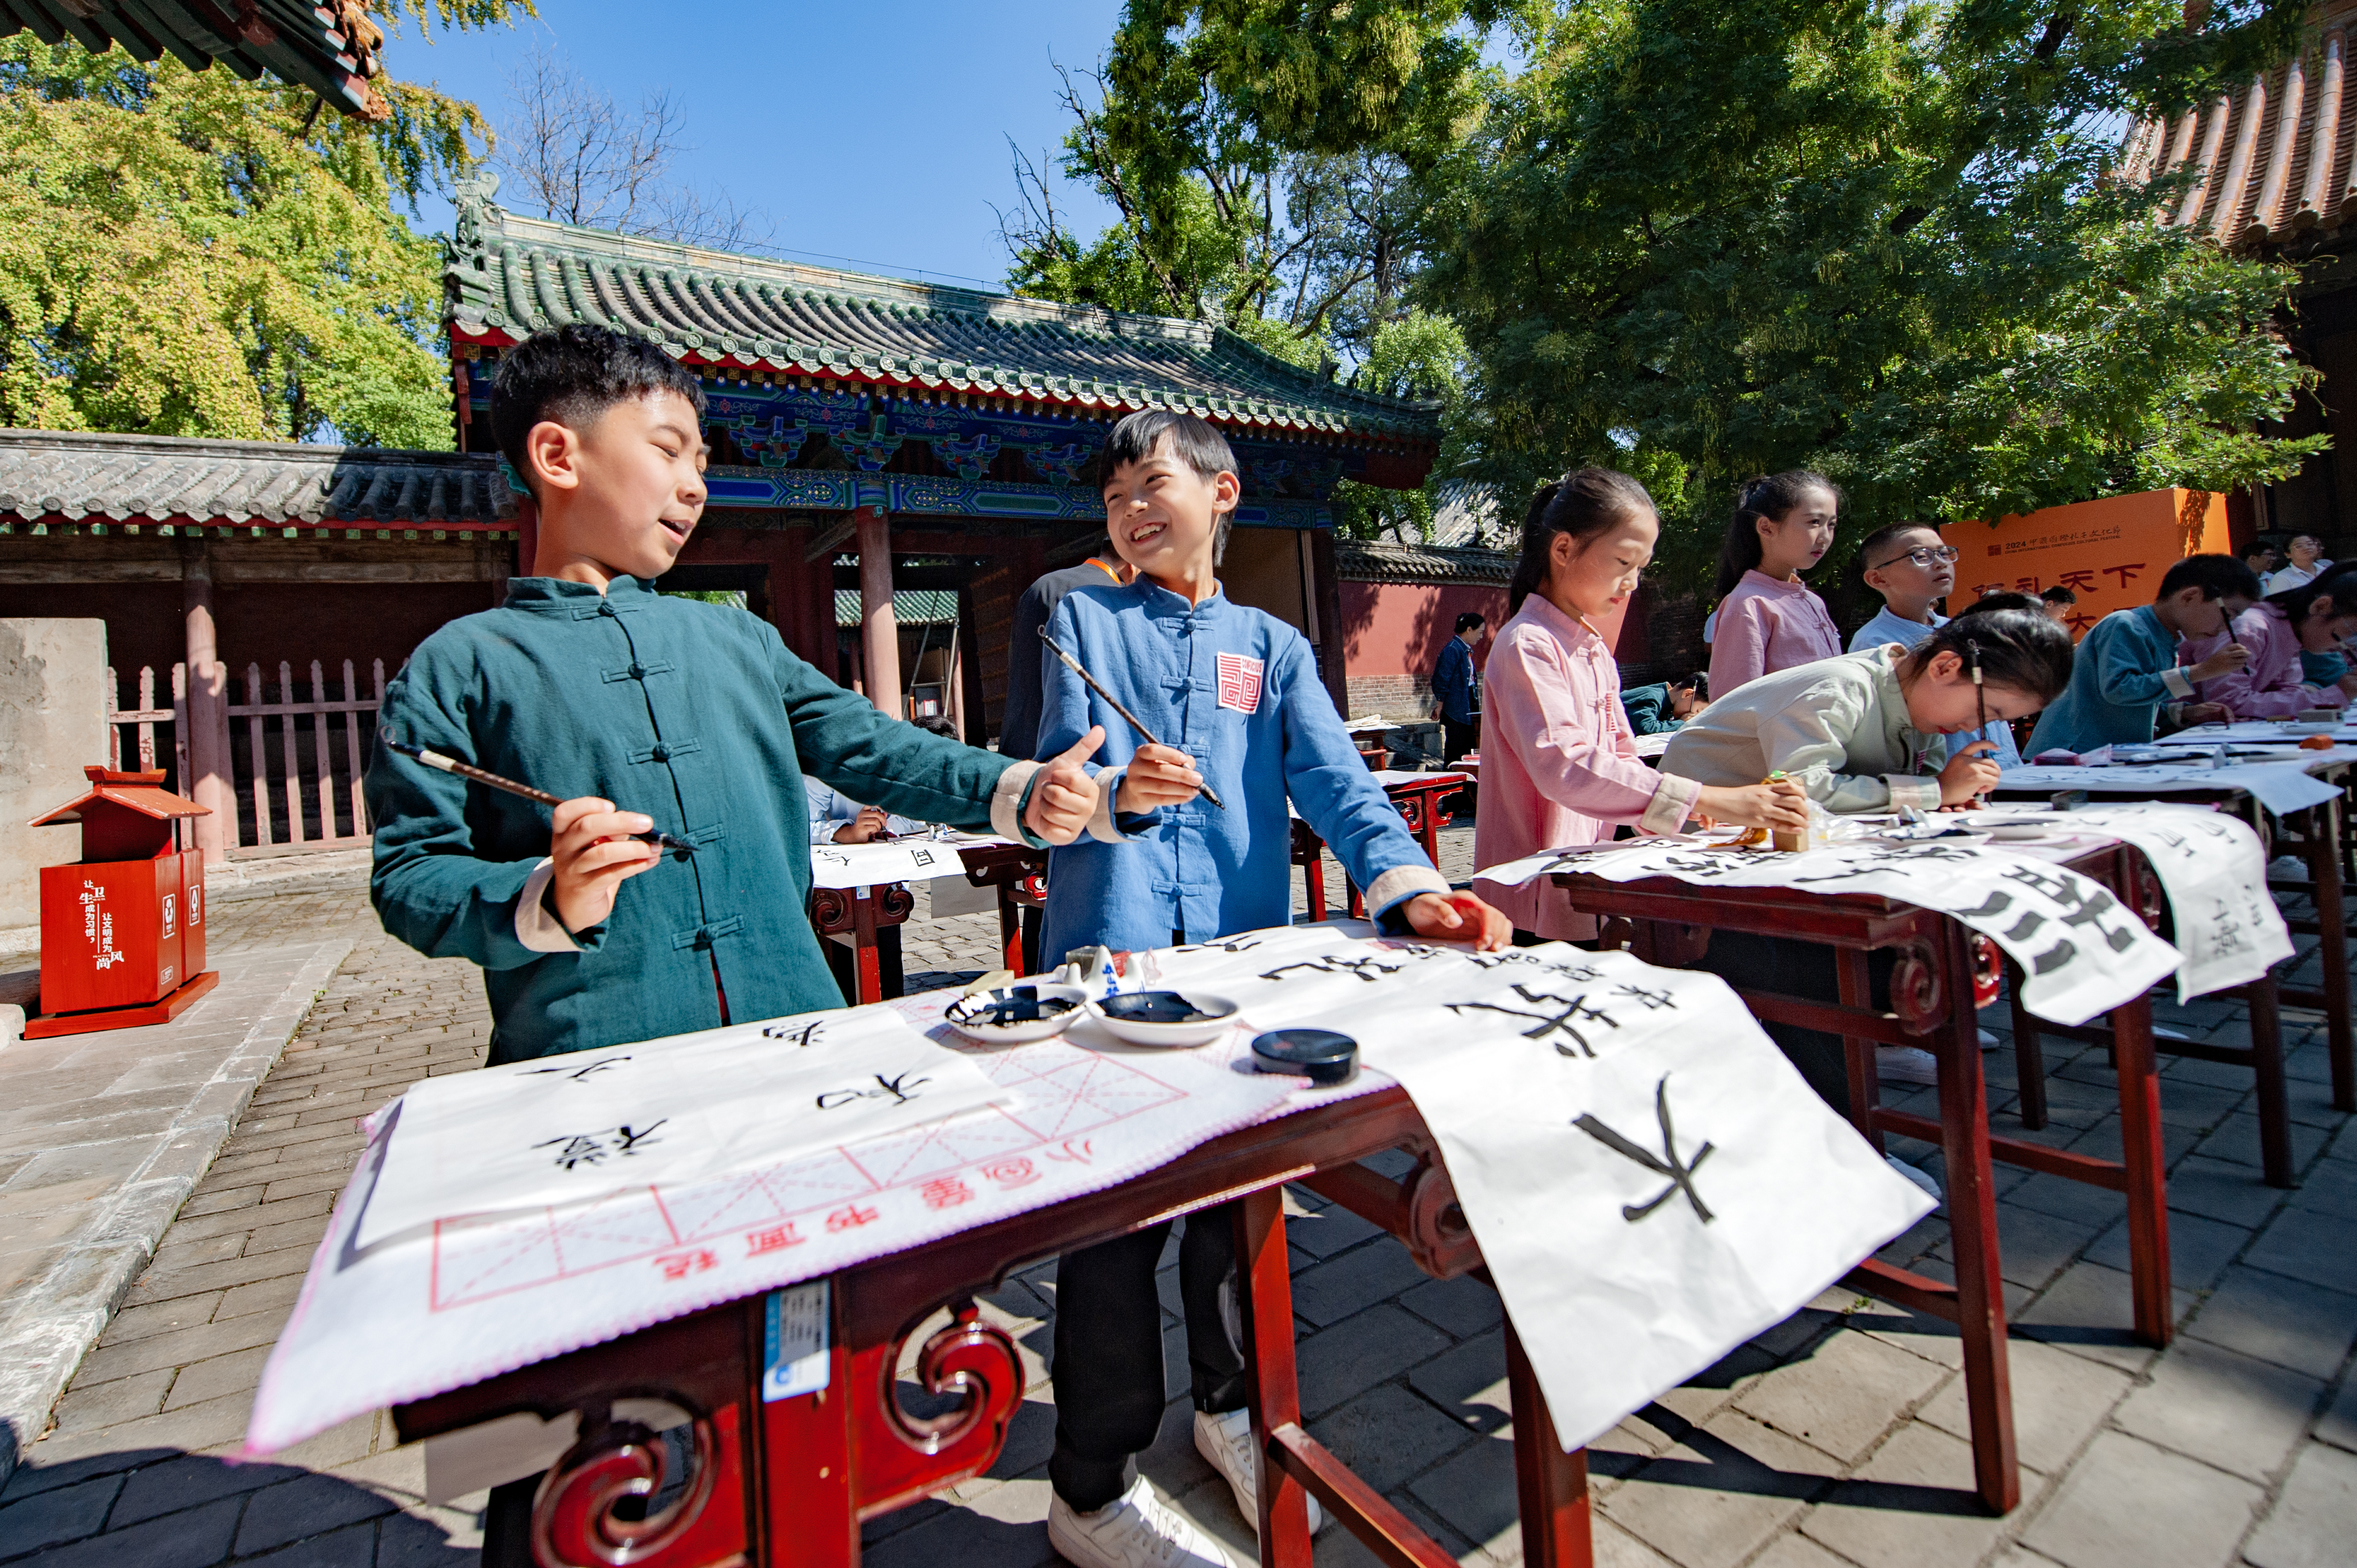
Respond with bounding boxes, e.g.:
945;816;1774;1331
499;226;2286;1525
1869;545;1960;571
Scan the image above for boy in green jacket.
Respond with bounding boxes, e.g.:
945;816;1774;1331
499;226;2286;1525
366;325;1103;1063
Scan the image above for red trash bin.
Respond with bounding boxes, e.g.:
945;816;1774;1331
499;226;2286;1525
25;766;217;1037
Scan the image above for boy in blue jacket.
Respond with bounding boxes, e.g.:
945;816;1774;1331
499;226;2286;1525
1034;411;1507;1567
2027;555;2255;756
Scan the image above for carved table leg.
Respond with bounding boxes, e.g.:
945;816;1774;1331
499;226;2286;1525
853;886;882;1005
1835;947;1881;1151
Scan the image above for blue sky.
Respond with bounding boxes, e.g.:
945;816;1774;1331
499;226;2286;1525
396;1;1125;290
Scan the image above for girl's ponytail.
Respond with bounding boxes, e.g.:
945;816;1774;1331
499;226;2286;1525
1713;470;1840;599
1902;606;2074;704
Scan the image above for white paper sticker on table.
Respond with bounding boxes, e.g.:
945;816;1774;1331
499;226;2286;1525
2002;804;2292;1001
763;1281;830;1401
1477;838;2181;1027
1281;944;1935;1453
807;838;1013;890
353;1006;1014;1248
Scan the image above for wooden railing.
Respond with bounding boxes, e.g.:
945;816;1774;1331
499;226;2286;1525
228;660;387;850
106;663;186;784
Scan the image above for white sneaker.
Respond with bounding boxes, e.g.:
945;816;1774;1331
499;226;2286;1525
1887;1154;1943;1208
1193;1408;1327;1536
1049;1476;1243;1568
1876;1045;1939;1086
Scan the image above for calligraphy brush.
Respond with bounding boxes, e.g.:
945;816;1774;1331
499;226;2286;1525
1038;627;1225;809
1968;637;1991;809
378;731;698;855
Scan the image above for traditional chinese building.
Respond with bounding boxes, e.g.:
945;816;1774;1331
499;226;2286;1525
0;0;392;118
439;172;1440;729
2118;0;2357;552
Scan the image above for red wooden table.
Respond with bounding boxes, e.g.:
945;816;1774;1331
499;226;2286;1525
1551;840;2172;1515
1292;772;1471;920
810;842;1049;1003
390;1087;1594;1568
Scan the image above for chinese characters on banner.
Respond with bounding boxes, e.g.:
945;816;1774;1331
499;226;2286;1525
1940;487;2230;641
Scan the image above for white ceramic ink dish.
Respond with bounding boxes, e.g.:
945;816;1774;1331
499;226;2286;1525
942;983;1091;1044
1089;990;1242;1047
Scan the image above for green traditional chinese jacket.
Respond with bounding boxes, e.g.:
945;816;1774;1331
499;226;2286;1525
367;575;1041;1063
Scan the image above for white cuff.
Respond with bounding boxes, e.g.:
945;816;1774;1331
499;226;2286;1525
2161;666;2195;700
1365;863;1451;916
514;858;582;954
1087;766;1129;843
991;760;1044;842
1642;773;1702;836
1885;775;1943;813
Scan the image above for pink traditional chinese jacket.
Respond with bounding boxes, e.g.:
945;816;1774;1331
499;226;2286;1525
2188;600;2348;719
1708;570;1841;698
1472;594;1700;939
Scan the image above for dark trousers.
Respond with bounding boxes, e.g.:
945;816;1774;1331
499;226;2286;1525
1021;903;1044;977
1442;717;1480;764
822;925;903;1003
1695;929;1896;1111
1049;1203;1248;1511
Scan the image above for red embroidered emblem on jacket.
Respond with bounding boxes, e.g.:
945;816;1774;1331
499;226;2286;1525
1216;652;1264;713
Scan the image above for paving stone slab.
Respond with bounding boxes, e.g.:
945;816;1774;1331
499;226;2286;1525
2185;1265;2357;1379
2245;1440;2357;1568
1595;1410;1839;1568
1799;1420;2012;1568
1730;1328;1948;1464
2112;1337;2324;1484
1914;1335;2129;1476
2020;1430;2262;1568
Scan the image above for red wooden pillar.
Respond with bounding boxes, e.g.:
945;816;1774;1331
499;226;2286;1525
856;497;902;719
180;546;229;865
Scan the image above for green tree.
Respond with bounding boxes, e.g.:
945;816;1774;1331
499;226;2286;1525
1064;2;2326;581
0;2;528;447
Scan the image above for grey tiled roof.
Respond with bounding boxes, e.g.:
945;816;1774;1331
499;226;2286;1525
0;0;391;119
444;176;1441;444
835;589;959;627
1336;539;1515;585
0;430;516;527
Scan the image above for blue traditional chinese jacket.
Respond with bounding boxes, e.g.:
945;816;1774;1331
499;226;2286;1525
1432;635;1479;725
368;576;1040;1063
2027;605;2195;755
1034;580;1447;957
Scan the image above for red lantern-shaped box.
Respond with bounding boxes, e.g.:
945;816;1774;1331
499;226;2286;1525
26;766;218;1037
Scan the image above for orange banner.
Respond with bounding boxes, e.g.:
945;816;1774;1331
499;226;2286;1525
1943;488;2229;640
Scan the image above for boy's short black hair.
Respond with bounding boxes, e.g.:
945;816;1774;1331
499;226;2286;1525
1857;521;1940;571
1961;591;2042;617
1101;410;1240;559
491;324;707;500
1454;611;1486;634
2038;585;2077;606
913;714;960;739
2157;555;2263;603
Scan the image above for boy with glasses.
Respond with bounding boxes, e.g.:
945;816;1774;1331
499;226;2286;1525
1847;528;2015;767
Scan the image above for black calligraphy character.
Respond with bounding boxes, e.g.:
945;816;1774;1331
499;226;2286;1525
1999;864;2074;902
535;1133;608;1170
612;1121;666;1154
912;848;936;867
762;1021;827;1047
2045;880;2141;954
1573;1076;1715;1224
1951;890;2011;919
1448;984;1620;1056
816;1071;933;1110
1173;934;1263;956
2030;938;2078;975
1612;983;1677;1011
523;1054;631;1082
1260;955;1404;984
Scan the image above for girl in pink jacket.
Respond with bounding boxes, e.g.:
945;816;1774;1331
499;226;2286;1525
1706;472;1843;697
2190;565;2357;718
1472;468;1806;940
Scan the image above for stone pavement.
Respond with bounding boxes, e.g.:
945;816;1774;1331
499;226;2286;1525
0;914;352;1484
1;822;2354;1568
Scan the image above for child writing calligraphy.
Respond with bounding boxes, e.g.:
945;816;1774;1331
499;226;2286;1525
1030;410;1510;1568
1661;608;2073;1193
1472;468;1806;942
367;324;1106;1069
2027;555;2256;755
1706;471;1843;697
2182;564;2357;719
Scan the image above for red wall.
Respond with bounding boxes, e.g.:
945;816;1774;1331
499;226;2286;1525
1339;581;1512;679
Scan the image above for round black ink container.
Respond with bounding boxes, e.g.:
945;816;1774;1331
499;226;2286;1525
1251;1028;1358;1086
